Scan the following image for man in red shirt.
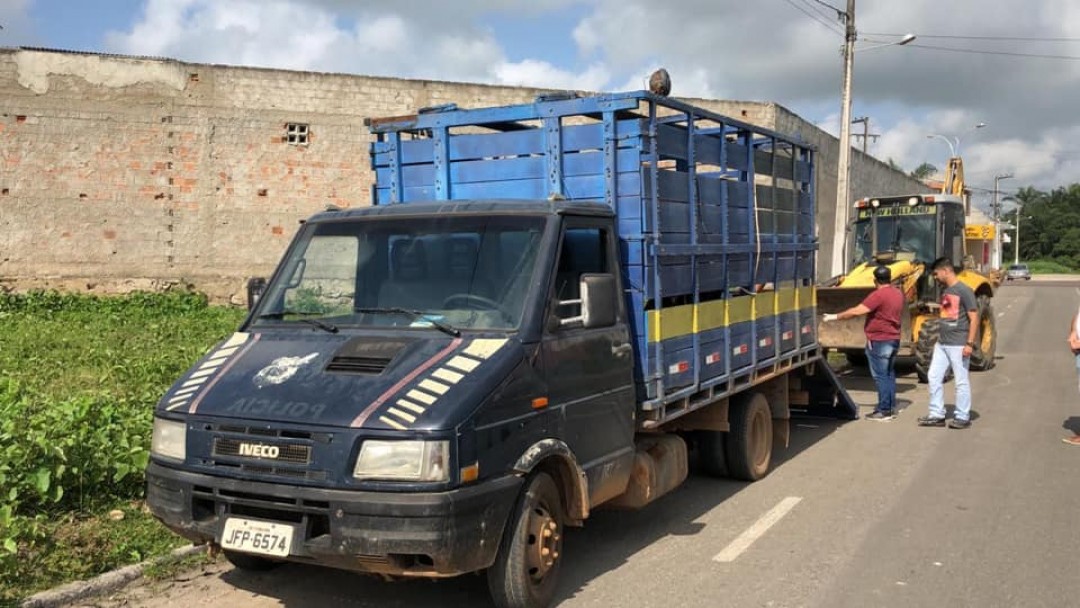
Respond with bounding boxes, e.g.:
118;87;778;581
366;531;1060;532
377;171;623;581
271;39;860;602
823;265;905;420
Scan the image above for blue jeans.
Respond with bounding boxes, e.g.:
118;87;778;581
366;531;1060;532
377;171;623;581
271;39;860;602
928;343;971;421
866;340;899;414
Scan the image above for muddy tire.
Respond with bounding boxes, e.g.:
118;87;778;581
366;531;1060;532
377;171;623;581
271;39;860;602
488;472;565;608
969;295;996;371
725;393;773;481
697;431;727;478
914;317;940;383
845;351;868;367
223;550;280;572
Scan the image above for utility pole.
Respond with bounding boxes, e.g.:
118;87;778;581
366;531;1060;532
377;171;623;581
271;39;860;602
851;116;879;155
992;173;1013;270
831;0;856;277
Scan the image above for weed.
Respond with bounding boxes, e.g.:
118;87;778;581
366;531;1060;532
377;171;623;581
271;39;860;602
0;291;244;602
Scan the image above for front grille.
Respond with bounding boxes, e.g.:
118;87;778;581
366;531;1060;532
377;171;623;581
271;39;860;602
325;355;391;375
210;460;329;481
213;437;312;464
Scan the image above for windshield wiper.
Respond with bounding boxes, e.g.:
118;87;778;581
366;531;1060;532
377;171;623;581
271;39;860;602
355;307;461;337
255;311;339;334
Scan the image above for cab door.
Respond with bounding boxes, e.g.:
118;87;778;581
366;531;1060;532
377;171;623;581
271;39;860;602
540;217;636;506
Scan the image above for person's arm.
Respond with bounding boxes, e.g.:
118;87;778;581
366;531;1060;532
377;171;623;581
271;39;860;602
837;303;871;320
822;293;874;322
963;309;979;357
1070;311;1080;350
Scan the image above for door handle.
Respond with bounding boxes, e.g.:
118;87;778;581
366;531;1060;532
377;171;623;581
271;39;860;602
611;343;633;357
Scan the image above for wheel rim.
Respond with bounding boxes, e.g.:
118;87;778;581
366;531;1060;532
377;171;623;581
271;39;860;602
524;502;560;583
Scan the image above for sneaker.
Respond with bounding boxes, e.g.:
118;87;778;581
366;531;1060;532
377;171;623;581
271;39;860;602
917;416;946;427
866;411;897;421
948;419;971;430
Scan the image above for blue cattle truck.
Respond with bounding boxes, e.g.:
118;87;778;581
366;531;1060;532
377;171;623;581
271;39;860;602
146;91;854;608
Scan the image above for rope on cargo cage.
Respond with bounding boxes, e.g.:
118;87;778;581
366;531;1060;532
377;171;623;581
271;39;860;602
753;175;762;292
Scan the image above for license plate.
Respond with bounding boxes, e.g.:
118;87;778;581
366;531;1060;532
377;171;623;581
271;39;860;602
220;517;295;557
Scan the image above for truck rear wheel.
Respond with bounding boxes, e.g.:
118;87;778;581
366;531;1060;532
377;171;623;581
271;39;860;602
488;472;565;608
223;550;280;572
725;393;773;481
969;295;996;371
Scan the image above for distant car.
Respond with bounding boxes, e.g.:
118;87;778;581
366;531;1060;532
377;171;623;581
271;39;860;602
1006;263;1032;281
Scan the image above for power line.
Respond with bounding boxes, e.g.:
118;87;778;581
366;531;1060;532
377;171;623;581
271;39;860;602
865;32;1080;42
908;43;1080;61
797;0;842;23
778;0;843;36
807;0;844;16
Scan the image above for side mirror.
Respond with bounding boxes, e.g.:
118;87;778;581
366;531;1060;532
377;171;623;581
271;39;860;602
246;277;267;311
582;274;617;328
559;273;617;328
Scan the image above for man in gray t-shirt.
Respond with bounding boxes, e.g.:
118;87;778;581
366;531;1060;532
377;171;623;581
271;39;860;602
918;257;980;429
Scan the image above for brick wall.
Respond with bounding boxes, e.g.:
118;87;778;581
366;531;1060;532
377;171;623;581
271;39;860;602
0;48;926;302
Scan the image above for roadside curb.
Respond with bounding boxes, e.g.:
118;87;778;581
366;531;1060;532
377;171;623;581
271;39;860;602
19;544;208;608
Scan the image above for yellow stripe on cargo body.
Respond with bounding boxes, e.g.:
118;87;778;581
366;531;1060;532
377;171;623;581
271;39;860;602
696;300;726;334
776;287;799;314
646;304;695;343
727;296;754;325
797;285;816;309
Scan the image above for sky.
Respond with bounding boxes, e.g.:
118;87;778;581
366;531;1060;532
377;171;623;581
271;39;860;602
4;0;1080;212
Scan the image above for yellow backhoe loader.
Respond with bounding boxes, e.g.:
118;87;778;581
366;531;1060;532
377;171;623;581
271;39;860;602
818;189;997;382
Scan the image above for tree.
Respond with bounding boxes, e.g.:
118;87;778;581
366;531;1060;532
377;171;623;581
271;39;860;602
909;162;937;180
886;158;903;172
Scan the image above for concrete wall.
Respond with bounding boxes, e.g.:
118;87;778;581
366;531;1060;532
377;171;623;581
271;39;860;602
0;48;927;302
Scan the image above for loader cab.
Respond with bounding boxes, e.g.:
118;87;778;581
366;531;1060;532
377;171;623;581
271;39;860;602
851;194;966;301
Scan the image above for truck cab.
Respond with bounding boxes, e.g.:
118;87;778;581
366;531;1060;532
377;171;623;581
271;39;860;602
147;200;638;601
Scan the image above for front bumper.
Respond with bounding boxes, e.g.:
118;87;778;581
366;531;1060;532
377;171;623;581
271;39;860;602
146;461;522;577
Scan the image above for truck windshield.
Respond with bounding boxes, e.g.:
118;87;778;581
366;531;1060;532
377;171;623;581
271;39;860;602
251;215;546;332
852;205;937;265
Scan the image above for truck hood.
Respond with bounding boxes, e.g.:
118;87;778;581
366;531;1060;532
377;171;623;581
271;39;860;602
156;330;522;431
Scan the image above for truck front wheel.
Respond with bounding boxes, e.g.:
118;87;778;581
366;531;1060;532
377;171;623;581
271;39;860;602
725;393;773;481
488;472;565;608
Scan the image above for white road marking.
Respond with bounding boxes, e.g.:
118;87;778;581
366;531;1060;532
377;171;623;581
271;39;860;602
713;496;803;563
1075;287;1080;296
998;312;1006;318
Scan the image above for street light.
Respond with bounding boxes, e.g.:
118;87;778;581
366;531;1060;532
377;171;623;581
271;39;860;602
991;175;1014;270
831;23;917;276
1006;198;1025;266
926;123;987;158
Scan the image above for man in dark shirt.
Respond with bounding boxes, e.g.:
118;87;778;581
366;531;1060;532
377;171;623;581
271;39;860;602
823;265;905;420
918;257;979;429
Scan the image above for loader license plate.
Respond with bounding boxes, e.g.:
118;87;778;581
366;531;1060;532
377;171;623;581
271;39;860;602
221;517;295;557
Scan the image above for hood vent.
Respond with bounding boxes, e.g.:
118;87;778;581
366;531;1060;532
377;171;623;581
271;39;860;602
325;355;392;375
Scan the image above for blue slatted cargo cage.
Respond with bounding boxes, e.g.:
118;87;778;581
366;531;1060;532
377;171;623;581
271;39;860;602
368;91;820;422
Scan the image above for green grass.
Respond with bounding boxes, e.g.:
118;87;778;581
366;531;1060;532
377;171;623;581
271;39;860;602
0;291;246;603
1022;259;1078;275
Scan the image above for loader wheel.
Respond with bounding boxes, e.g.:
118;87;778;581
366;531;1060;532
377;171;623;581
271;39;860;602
914;317;940;384
969;295;996;371
725;393;773;481
914;317;953;384
845;351;868;367
488;472;564;608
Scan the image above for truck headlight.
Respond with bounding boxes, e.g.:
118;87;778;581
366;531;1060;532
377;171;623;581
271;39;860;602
151;417;187;461
353;440;449;482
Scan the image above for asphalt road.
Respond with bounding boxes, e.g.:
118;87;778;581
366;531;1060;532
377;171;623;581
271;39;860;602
89;279;1080;608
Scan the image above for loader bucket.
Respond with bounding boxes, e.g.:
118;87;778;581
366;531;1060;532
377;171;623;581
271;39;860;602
816;286;874;351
